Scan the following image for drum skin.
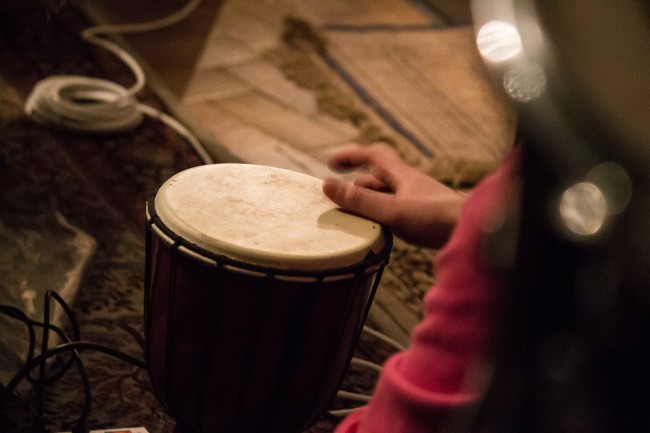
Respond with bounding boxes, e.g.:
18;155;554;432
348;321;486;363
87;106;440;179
144;226;389;433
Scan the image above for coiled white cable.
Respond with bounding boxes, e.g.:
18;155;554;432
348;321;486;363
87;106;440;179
25;75;143;133
25;0;213;164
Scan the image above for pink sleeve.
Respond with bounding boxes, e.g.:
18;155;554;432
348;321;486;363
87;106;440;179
335;151;519;433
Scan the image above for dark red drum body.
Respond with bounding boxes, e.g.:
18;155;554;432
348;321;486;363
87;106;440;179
144;163;391;433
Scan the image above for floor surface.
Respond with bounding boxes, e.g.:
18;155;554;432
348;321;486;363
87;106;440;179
75;0;515;343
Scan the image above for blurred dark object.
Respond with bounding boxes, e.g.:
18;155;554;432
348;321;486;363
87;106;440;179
0;0;68;18
471;1;650;432
0;0;70;35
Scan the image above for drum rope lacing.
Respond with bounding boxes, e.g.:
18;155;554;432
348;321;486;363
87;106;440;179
146;199;402;416
7;0;405;420
146;199;394;282
24;0;213;165
0;289;405;430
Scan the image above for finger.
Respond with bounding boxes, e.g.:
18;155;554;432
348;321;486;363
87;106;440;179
327;148;374;172
322;177;396;225
328;144;409;191
327;143;399;172
354;174;391;192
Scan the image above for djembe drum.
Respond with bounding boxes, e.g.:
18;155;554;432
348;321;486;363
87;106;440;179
144;163;392;433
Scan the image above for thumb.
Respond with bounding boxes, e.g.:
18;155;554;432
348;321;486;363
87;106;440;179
322;177;395;224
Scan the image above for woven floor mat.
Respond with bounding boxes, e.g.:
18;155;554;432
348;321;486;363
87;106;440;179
70;0;518;345
297;22;518;187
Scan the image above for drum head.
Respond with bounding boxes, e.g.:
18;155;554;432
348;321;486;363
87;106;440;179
152;164;386;271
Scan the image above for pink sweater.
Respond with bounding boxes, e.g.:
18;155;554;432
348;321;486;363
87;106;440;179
335;151;519;433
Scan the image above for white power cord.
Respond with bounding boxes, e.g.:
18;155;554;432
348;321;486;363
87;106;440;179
330;325;407;418
25;75;143;133
362;325;406;351
24;0;213;165
23;1;417;422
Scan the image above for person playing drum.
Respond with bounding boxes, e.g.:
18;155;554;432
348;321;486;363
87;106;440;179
323;143;518;433
322;0;650;430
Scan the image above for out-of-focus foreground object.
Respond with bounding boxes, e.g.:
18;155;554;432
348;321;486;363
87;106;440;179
471;1;650;432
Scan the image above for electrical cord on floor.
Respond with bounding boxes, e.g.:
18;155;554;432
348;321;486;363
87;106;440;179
0;288;405;429
0;290;145;433
361;324;406;352
24;0;214;165
329;325;407;418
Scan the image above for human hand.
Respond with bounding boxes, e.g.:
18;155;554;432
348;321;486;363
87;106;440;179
322;144;466;249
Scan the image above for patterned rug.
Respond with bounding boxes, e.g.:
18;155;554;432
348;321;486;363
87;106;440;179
0;4;398;432
70;0;517;345
276;18;516;187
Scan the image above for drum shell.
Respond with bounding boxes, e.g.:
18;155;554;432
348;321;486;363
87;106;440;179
144;227;387;433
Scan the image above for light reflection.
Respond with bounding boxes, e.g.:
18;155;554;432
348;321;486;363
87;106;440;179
476;20;522;63
502;63;547;102
586;162;632;216
559;182;607;236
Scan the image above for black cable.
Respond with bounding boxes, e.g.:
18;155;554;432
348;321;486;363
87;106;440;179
1;340;146;432
36;292;52;428
46;291;91;433
2;341;147;401
37;290;91;432
0;291;147;432
0;293;91;432
1;307;77;386
0;305;37;378
0;290;82;386
34;291;81;385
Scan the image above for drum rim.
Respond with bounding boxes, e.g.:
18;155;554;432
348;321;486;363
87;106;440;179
152;163;388;271
146;197;393;282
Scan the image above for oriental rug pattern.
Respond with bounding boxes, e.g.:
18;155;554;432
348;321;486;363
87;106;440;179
0;4;405;432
